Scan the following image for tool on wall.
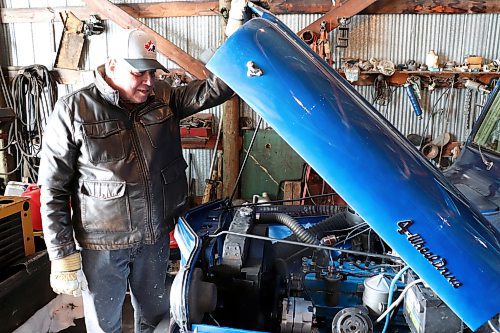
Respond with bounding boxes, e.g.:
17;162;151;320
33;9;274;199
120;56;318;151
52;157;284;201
54;12;85;70
202;151;223;204
462;79;491;138
317;21;332;65
202;110;225;204
300;22;332;65
83;15;105;37
404;76;423;119
336;17;350;49
299;30;318;53
54;12;104;70
372;75;392;106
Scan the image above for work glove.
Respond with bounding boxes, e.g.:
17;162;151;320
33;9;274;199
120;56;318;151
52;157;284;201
50;252;88;297
225;0;249;37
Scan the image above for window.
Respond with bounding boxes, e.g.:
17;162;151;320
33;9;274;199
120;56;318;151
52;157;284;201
473;89;500;153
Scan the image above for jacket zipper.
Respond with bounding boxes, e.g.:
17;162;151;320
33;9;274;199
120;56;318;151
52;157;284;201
129;101;167;241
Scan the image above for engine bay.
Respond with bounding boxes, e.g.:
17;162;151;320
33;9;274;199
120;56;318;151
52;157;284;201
170;199;485;333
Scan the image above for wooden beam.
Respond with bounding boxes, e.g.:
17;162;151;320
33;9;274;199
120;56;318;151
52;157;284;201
298;0;378;36
266;0;332;14
362;0;500;14
0;1;331;24
0;3;219;23
119;1;219;18
2;1;500;24
83;0;208;79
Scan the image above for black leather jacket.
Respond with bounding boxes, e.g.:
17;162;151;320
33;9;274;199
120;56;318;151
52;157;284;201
38;68;233;260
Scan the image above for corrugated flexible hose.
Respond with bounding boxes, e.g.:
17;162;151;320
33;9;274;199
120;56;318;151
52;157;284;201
258;213;319;245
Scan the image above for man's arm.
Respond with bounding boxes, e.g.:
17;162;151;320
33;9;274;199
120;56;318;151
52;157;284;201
168;74;234;119
38;99;79;261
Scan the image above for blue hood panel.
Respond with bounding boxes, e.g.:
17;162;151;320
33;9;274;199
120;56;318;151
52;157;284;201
207;11;500;330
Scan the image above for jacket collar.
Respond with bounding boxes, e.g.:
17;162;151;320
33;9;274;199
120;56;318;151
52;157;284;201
95;65;121;107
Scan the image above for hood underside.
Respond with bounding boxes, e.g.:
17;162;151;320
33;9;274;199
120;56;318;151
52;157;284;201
206;4;500;330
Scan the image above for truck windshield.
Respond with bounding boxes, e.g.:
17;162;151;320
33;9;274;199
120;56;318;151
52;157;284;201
473;89;500;153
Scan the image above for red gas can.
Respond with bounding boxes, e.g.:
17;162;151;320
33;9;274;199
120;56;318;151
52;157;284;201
169;230;178;249
21;184;42;231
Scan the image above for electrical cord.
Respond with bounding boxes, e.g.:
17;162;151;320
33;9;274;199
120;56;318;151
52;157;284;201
478;144;494;170
381;265;411;333
229;116;263;202
489;319;500;333
418;86;451;149
376;278;424;323
1;65;57;182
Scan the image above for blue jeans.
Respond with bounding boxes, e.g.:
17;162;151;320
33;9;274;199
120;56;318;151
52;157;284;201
81;239;170;332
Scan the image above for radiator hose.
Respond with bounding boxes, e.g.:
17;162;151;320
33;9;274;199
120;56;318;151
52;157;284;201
258;213;319;245
305;212;352;237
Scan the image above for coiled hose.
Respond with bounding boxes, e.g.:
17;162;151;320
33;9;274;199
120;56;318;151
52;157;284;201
258;213;319;245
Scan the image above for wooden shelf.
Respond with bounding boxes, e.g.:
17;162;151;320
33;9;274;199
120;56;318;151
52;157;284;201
338;70;500;87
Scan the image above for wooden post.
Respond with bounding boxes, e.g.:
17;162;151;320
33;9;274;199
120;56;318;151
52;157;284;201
222;96;240;198
219;0;240;199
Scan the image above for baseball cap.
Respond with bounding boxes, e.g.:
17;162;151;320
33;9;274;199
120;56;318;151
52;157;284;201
119;29;168;72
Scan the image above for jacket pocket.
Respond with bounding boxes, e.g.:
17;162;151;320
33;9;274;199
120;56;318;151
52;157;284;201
161;157;188;219
81;180;132;232
139;106;173;149
82;120;125;163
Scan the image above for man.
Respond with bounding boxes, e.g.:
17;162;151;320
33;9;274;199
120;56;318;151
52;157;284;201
38;28;233;332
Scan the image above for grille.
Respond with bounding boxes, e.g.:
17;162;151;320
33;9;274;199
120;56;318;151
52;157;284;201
0;211;25;271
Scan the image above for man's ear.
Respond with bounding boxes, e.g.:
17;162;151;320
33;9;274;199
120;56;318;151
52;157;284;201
105;58;118;78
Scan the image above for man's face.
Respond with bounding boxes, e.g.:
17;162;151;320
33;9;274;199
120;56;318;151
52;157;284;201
107;59;156;104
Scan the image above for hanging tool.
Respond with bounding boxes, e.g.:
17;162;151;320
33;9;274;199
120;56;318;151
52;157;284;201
404;77;423;119
464;79;491;94
216;151;223;199
317;21;332;65
462;79;490;139
336;17;350;48
187;153;195;205
202;152;221;204
372;75;392;106
83;15;105;37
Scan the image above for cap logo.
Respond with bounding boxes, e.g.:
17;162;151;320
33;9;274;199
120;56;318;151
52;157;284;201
144;40;156;53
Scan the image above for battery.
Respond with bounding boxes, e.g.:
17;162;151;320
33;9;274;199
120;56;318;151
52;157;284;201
403;274;462;333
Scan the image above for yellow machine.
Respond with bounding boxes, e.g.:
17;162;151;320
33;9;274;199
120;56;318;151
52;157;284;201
0;196;35;272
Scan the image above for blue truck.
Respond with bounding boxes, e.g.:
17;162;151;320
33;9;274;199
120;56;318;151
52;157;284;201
169;4;499;333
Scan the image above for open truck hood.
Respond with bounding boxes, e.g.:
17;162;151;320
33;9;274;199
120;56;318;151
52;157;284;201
206;4;499;330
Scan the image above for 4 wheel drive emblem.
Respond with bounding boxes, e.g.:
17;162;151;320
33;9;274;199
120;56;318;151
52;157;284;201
397;220;462;288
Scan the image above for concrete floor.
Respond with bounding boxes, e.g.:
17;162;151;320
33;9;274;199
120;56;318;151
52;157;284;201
16;290;171;333
60;294;136;333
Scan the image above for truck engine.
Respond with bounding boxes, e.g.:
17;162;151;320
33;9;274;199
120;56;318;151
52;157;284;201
170;200;478;333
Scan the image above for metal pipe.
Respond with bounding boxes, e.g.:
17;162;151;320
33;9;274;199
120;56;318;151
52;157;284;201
208;230;402;262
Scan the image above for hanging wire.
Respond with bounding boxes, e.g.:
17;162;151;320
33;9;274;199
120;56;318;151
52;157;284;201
0;65;57;182
229;116;263;202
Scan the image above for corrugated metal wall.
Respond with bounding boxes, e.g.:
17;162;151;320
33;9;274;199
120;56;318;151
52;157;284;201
339;14;500;143
1;1;498;195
